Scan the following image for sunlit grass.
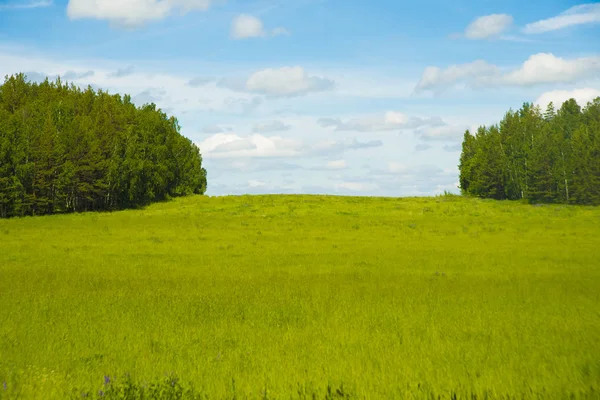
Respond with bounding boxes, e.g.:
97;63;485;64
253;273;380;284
1;195;599;398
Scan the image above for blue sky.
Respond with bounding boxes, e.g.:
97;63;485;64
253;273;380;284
1;0;600;196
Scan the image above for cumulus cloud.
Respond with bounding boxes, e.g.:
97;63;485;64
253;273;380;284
414;60;499;94
217;67;334;97
198;133;304;158
243;67;334;97
213;139;257;153
415;53;600;94
67;0;215;26
318;112;444;132
524;3;600;34
230;15;290;39
231;14;266;39
464;14;513;39
252;120;291;133
535;88;600;109
503;53;600;86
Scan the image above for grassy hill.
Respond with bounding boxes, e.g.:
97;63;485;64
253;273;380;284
0;195;599;399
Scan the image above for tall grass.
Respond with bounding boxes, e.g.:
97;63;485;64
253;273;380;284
1;195;599;398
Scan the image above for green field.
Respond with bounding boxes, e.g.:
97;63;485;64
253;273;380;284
0;195;599;399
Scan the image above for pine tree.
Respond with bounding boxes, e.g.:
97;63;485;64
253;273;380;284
0;73;207;218
458;130;475;194
459;97;600;205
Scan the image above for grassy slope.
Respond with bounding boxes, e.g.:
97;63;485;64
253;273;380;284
0;195;599;399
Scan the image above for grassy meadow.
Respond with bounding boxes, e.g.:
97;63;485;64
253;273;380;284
0;194;599;399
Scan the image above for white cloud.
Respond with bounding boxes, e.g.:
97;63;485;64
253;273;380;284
230;15;290;39
242;67;334;97
415;60;498;93
198;133;304;158
253;120;291;133
0;0;52;10
535;88;600;109
465;14;513;39
415;53;600;93
503;53;600;86
318;112;444;132
524;3;600;34
326;160;347;170
198;133;240;152
219;68;414;100
67;0;215;27
231;14;266;39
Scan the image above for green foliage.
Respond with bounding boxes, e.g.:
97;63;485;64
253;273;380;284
459;97;600;205
1;195;599;398
0;73;206;218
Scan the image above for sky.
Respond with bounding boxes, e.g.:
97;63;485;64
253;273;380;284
1;0;599;197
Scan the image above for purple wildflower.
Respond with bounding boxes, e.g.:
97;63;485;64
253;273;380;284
2;381;6;390
104;376;110;385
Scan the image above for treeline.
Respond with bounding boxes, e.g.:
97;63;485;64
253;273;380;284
0;73;207;218
459;97;600;205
